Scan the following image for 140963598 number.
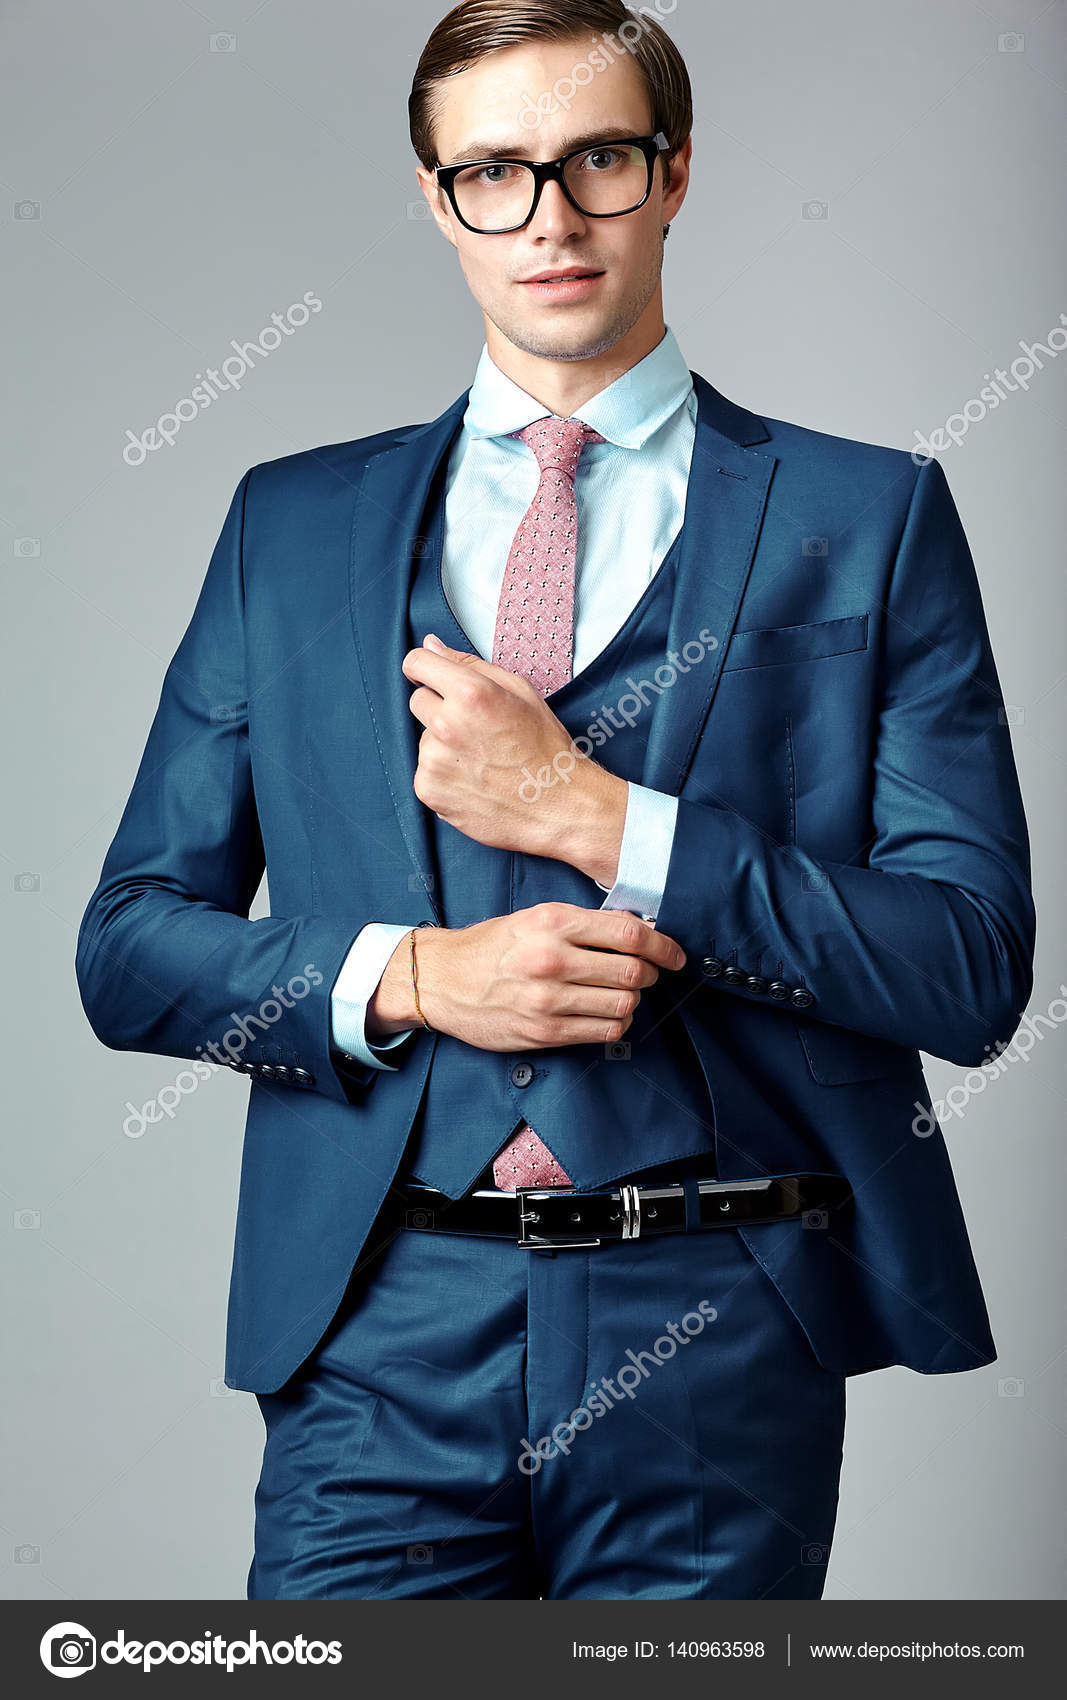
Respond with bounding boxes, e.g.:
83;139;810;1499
669;1641;767;1658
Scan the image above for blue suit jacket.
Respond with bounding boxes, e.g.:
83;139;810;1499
76;372;1035;1391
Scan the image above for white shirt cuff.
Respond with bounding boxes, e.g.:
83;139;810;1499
593;781;679;921
331;922;418;1071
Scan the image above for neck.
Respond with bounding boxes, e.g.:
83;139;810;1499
485;297;667;417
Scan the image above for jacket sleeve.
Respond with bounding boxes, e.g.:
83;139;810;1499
653;454;1036;1067
75;467;379;1103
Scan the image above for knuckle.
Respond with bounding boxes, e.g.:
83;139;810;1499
616;989;639;1018
535;901;567;929
526;982;554;1015
616;916;643;953
532;1017;563;1046
523;945;560;979
458;679;485;712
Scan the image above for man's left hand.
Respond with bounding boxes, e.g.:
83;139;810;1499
402;633;627;884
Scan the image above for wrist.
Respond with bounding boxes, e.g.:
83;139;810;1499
563;767;628;886
367;931;426;1038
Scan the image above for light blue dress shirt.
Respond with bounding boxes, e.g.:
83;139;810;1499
332;326;696;1068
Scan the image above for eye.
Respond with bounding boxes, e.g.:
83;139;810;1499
464;162;522;186
577;147;629;172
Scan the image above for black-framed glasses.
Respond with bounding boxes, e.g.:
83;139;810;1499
435;131;671;234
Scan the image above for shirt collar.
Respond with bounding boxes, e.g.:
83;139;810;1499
462;325;694;450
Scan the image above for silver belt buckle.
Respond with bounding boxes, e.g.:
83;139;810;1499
516;1187;602;1250
515;1184;644;1248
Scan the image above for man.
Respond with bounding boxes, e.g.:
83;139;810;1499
76;0;1035;1601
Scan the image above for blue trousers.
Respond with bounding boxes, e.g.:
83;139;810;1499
247;1218;846;1599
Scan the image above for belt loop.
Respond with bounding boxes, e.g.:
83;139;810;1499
682;1175;702;1233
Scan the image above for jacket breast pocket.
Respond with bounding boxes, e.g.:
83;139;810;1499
723;613;869;673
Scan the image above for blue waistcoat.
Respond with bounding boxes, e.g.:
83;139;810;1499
401;465;718;1196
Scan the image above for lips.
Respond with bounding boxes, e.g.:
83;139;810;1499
519;263;604;280
520;268;603;283
516;269;606;302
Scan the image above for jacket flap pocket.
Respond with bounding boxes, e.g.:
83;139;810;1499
724;612;868;672
795;1016;915;1085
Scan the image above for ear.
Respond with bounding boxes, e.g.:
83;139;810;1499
661;134;693;226
415;165;459;251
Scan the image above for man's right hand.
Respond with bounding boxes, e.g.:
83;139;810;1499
366;902;687;1052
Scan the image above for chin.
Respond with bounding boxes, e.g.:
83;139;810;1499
491;303;634;364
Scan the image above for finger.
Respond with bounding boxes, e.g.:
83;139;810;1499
543;983;644;1021
554;943;660;991
550;905;687;970
514;1016;636;1050
402;642;496;694
407;684;443;728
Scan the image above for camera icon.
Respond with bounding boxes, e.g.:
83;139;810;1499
14;872;40;892
210;704;238;723
210;32;236;52
998;704;1024;727
802;871;828;893
15;537;41;556
605;1041;630;1060
49;1631;96;1670
209;1376;236;1397
408;869;435;892
15;1208;41;1229
407;201;433;220
997;32;1024;52
802;1542;830;1565
997;1377;1025;1397
14;200;40;220
406;1543;433;1564
802;200;828;220
405;1208;435;1230
802;1208;828;1230
15;1543;40;1563
802;536;828;557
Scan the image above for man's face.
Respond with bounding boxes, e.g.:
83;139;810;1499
416;37;690;363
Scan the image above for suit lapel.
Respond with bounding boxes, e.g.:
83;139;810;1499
640;371;777;796
348;393;469;922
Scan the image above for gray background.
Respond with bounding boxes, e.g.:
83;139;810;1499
3;0;1065;1600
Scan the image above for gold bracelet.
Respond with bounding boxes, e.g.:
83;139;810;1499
410;925;433;1031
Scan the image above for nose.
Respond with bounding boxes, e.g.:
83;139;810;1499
526;176;587;242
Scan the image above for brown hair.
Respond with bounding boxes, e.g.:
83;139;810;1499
409;0;693;186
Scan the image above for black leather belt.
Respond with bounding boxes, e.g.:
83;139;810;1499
392;1173;852;1249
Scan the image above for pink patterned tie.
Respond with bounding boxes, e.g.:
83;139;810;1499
490;415;604;1190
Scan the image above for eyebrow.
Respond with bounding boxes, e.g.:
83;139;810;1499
441;128;645;167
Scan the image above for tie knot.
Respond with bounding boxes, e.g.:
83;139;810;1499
514;415;605;478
